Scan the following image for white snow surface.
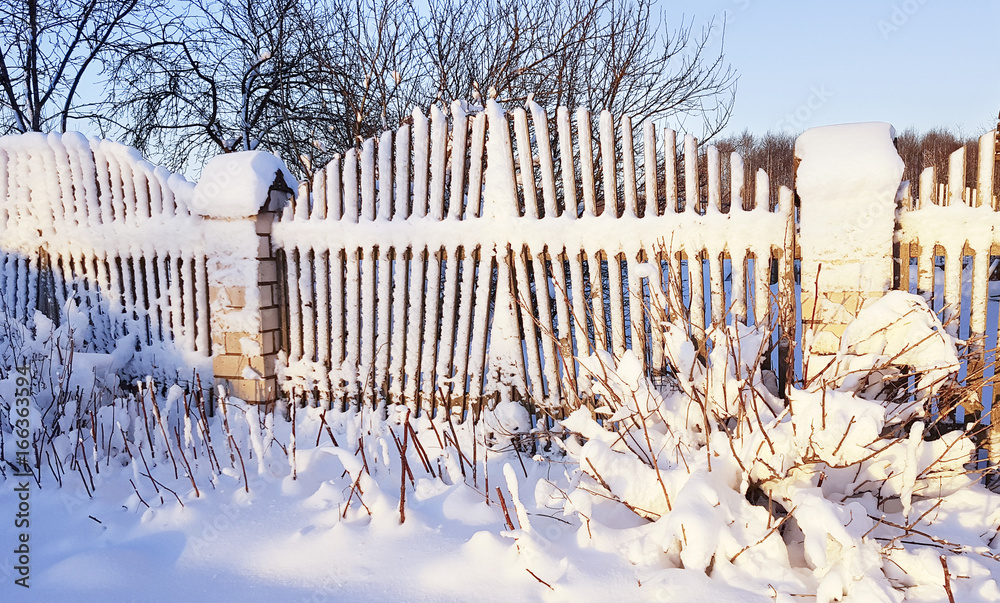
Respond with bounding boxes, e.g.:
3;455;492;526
4;293;1000;602
192;151;298;218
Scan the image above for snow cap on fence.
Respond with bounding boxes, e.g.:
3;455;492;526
795;122;904;292
192;151;298;218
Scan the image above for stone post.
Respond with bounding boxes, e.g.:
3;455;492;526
795;123;904;383
192;151;296;403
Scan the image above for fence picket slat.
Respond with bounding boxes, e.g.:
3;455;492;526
287;247;303;361
450;251;476;407
360;246;377;404
344;149;359;223
626;251;645;357
588;250;608;351
622;115;638;219
513;107;540;220
362;138;376;221
649;251;668;372
549;250;576;395
608;252;627;357
643;122;658;218
664;129;678;214
533;248;561;407
327;155;342;220
755;168;769;213
330;248;345;395
345;248;361;401
731;250;747;323
429;106;448;221
378;131;393;221
374;246;392;400
388;248;408;402
449;101;468;220
707;146;721;214
567;249;591;368
467;114;487;219
978;132;995;209
436;248;462;400
599;110;617;218
714;249;728;326
688;250;706;337
944;251;962;325
317;251;331;368
167;254;185;345
301;248;318;364
684;135;699;214
394;127;410;219
514;246;544;404
731;152;745;212
466;246;493;404
557;107;577;219
420;247;443;410
312;166;327;220
947;146;966;206
403;247;426;406
412;109;429;218
577;109;598;217
195;256;209;354
528;101;559;218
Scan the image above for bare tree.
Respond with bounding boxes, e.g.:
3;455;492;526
416;0;737;139
109;0;737;177
0;0;155;134
305;0;418;149
111;0;335;175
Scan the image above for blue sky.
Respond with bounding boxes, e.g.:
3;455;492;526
668;0;1000;137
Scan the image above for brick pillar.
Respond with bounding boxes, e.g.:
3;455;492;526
193;152;295;403
795;123;904;383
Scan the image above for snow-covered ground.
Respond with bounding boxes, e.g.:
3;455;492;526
3;290;1000;602
0;402;764;602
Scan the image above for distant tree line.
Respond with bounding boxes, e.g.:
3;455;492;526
712;127;987;208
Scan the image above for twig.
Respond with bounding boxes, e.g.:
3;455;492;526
940;555;956;603
173;426;200;498
399;408;410;524
129;478;150;508
526;569;554;591
496;486;516;531
140;472;184;507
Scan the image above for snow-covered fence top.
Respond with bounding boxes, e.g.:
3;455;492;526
274;99;795;411
0;131;211;363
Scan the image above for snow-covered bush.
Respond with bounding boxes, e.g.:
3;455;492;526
0;303;210;482
541;288;1000;602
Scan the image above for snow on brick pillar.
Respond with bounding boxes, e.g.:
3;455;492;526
192;151;297;404
795;123;904;383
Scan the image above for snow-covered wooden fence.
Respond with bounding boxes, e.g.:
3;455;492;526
895;131;1000;451
274;100;796;412
0;132;211;360
3;105;999;445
